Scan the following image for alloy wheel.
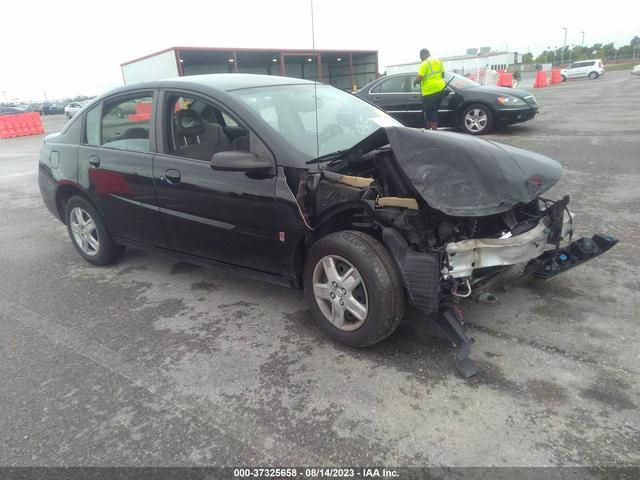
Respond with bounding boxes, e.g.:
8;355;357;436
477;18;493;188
464;108;488;133
69;207;100;256
312;255;369;331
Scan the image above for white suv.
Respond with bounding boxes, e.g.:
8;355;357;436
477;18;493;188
561;59;605;81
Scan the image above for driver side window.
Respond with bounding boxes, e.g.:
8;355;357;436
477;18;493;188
167;93;273;164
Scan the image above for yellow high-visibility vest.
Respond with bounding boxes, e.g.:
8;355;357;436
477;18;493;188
418;57;446;96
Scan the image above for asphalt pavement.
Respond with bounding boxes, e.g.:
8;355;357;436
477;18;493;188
1;71;639;468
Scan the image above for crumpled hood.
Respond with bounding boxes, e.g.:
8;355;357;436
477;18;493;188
348;126;563;217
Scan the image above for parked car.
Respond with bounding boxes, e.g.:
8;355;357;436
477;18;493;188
561;59;605;81
38;74;617;376
631;65;640;75
0;106;26;115
43;103;64;115
65;101;87;118
355;72;538;135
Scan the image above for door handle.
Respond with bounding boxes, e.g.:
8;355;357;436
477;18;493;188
161;169;181;185
88;155;100;167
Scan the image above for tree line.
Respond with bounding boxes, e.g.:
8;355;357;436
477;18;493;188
520;36;639;65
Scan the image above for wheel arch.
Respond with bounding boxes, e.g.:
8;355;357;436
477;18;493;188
294;203;377;288
54;183;97;222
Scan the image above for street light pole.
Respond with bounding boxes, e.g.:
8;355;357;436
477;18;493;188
561;27;568;66
581;31;585;47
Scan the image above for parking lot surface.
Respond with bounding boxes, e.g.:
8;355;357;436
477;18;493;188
1;71;639;467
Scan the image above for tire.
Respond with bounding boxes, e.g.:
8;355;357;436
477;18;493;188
589;71;599;79
561;75;567;82
64;195;124;266
303;230;405;347
460;103;494;135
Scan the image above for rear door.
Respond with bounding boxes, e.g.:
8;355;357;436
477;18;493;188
152;90;284;273
366;76;418;126
79;91;167;246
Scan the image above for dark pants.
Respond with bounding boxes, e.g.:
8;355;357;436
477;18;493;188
422;90;446;126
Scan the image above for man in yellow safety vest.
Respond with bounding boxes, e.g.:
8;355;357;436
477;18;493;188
414;48;446;130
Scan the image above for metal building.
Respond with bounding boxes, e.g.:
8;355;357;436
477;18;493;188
121;47;379;91
385;51;522;76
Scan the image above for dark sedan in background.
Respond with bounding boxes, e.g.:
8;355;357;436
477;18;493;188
0;106;27;115
356;72;538;135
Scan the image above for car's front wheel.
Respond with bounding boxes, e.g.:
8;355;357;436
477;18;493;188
561;75;567;82
65;196;124;265
303;230;405;347
589;71;599;79
460;104;493;135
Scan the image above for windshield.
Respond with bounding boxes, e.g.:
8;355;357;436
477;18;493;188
445;72;481;90
232;84;401;160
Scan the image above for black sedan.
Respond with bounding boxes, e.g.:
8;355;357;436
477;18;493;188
38;74;614;376
356;72;538;135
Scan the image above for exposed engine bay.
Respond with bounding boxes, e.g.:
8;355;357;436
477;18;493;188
290;127;618;377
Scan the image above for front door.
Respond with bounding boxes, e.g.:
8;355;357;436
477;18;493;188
79;92;166;246
152;91;283;274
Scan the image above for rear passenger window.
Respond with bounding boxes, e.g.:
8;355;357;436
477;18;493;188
371;76;405;93
100;95;153;153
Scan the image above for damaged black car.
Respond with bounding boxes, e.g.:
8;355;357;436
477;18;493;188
38;74;617;377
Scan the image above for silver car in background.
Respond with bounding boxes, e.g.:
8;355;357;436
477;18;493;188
561;59;605;81
64;101;88;119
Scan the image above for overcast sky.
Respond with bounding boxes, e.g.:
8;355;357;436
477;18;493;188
1;0;637;101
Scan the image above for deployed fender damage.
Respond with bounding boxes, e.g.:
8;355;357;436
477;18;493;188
295;126;617;377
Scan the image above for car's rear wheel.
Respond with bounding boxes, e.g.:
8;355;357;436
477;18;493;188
460;104;493;135
303;230;405;347
589;71;599;79
65;196;124;266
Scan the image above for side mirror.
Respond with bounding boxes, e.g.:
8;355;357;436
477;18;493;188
210;150;273;173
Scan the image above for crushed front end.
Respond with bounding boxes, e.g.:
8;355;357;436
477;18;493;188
299;126;618;377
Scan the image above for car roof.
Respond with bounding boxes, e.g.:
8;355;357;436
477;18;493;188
106;73;315;97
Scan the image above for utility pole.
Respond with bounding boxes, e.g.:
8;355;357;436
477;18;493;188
561;27;568;66
581;31;585;47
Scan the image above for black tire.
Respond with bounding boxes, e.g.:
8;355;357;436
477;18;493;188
561;75;567;82
589;71;599;79
303;230;405;347
64;195;124;266
460;103;494;135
